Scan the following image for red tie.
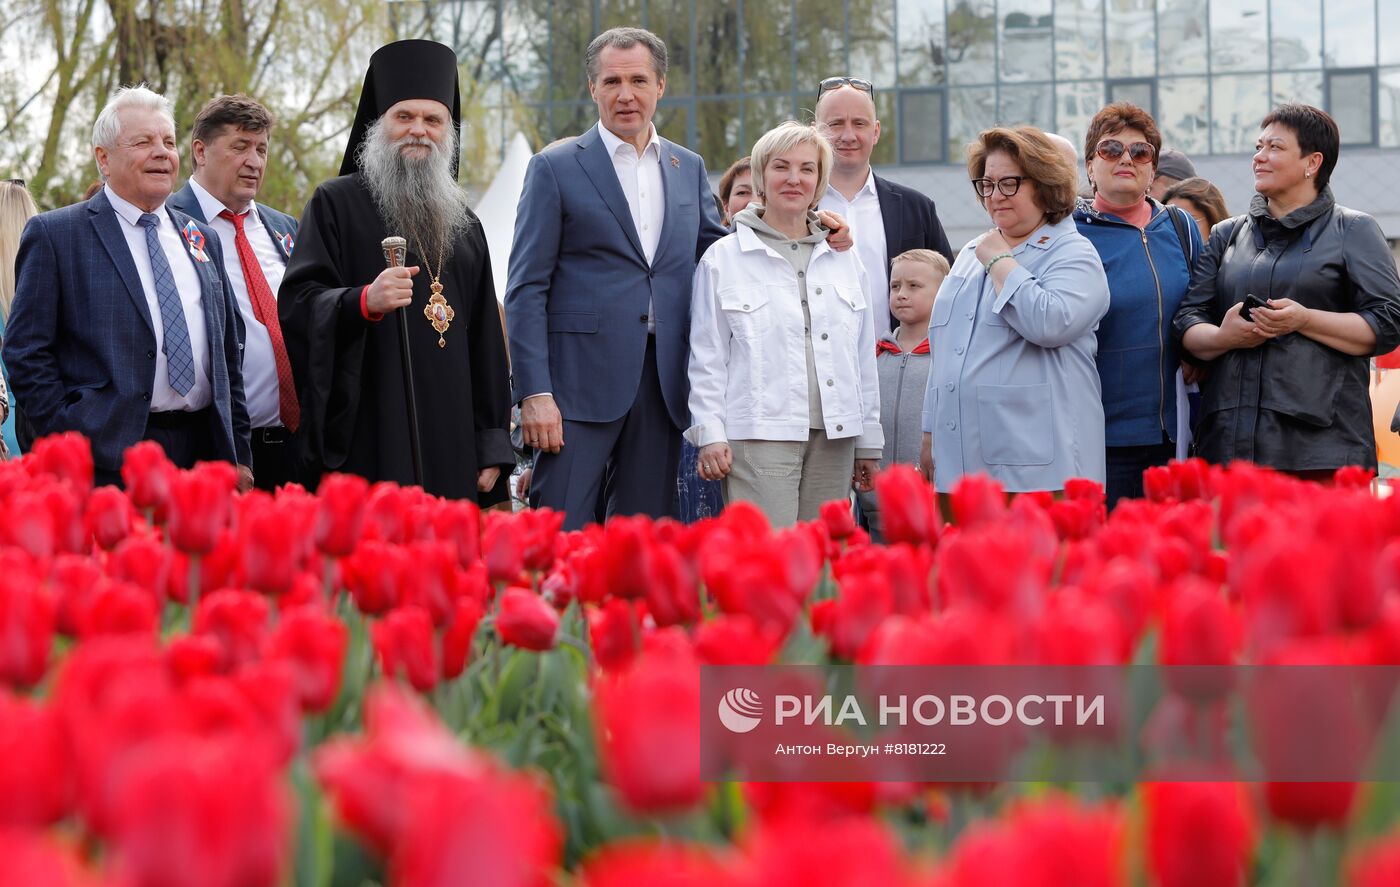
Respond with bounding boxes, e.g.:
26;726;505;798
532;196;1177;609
219;209;300;432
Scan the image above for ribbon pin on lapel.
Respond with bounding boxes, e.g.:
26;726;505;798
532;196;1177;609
181;220;210;262
281;232;295;255
670;154;680;168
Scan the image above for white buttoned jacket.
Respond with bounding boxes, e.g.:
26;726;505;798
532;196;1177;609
685;224;883;452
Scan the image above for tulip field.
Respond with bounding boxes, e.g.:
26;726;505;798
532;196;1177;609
8;432;1400;885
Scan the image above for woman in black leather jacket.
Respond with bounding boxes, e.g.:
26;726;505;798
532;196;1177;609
1173;104;1400;476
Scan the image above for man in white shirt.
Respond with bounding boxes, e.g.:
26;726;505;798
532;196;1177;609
169;94;301;490
816;78;953;330
4;86;251;488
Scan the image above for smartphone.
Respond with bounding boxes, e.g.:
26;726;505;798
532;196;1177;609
1240;294;1269;322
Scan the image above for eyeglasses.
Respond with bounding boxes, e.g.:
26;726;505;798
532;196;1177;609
1095;139;1156;165
817;77;875;99
3;178;24;188
972;176;1028;198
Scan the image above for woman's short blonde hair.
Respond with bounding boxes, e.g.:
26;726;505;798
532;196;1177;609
750;121;834;210
966;126;1078;225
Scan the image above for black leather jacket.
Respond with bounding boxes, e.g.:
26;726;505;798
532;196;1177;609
1173;188;1400;471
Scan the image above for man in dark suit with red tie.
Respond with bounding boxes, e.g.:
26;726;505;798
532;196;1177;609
168;94;301;490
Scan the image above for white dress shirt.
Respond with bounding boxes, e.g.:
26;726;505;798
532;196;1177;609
104;185;213;412
819;168;888;297
189;177;285;429
598;121;664;263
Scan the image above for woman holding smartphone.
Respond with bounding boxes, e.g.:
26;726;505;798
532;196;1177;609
1173;104;1400;476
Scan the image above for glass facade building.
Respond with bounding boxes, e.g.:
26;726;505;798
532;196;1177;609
397;0;1400;171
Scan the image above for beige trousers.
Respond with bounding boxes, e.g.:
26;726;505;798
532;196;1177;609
724;431;855;528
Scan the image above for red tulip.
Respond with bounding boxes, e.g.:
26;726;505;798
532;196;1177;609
819;499;857;539
50;553;105;636
239;493;309;595
165;634;225;683
372;606;439;692
441;596;485;681
389;768;562;887
78;580;159;639
85;484;135;549
817;571;894;661
875;464;940;548
1346;828;1400;887
167;462;237;555
265;607;349;712
314;473;370;557
194;589;271;672
496;587;559;651
108;533;173;602
482;515;528;584
29;431;94;494
1263;781;1358;832
0;832;101;887
593;647;703;814
740;817;920;887
0;552;54;688
742;781;878;826
0;690;73;827
644;541;700;627
107;735;291;887
342;540;405;615
948;473;1005;528
580;840;736;887
122;441;176;516
694;614;782;666
588;598;640;672
1145;782;1254;887
431;498;481;569
3;488;56;560
397;541;460;626
935;794;1126;887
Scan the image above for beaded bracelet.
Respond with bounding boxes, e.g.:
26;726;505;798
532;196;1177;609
984;252;1015;273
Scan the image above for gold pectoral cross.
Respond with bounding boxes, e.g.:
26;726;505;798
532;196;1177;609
424;279;454;348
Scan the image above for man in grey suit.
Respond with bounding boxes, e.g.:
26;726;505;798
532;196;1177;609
506;28;729;530
4;85;251;488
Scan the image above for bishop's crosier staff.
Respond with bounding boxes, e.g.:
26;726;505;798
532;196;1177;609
381;235;424;486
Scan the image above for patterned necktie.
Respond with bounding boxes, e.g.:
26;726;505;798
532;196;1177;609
218;209;300;432
137;213;195;396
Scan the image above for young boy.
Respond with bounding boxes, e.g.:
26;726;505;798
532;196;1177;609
858;248;949;541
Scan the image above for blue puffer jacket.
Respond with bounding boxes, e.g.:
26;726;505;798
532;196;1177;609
1074;198;1202;447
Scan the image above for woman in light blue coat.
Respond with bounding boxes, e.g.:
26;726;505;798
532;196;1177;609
920;127;1110;493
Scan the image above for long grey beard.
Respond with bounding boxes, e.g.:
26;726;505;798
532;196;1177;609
356;117;472;263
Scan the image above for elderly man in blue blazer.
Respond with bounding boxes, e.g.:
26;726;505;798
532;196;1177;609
4;86;251;488
168;94;300;490
506;27;729;530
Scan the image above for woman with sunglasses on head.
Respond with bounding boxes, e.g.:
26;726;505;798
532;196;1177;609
919;126;1109;495
1173;104;1400;478
1072;103;1204;507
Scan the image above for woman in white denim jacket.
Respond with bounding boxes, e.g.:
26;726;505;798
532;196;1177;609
687;121;882;527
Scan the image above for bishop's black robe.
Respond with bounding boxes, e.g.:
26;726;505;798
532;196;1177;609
279;173;513;503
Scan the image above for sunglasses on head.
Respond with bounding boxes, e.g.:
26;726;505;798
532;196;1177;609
817;77;875;100
1095;139;1156;164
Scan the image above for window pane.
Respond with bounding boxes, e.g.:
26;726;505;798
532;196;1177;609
695;99;742;172
1108;80;1155;114
742;1;794;93
872;92;898;166
1209;0;1269;73
1106;0;1156;78
948;86;996;161
695;0;741;95
999;83;1054;128
1272;70;1323;107
1270;0;1322;69
742;95;796;154
900;89;946;162
947;0;997;84
1383;0;1400;65
551;0;595;101
1330;71;1376;145
1158;76;1210;154
1158;0;1208;74
1055;0;1104;81
999;0;1053;82
851;0;897;88
650;0;692;95
1211;74;1270;153
898;0;947;86
1380;67;1400;147
1325;0;1376;68
1056;80;1105;156
506;0;551;105
795;0;846;89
